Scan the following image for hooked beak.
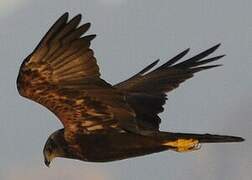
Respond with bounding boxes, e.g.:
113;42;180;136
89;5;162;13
44;158;51;167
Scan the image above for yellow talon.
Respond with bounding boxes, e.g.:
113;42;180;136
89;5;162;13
162;138;201;152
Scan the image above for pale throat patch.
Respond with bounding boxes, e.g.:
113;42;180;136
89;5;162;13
163;138;201;152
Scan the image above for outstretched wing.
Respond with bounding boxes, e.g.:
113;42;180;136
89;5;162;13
17;13;139;141
114;44;224;130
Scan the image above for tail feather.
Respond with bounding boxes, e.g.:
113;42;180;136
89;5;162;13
159;132;244;143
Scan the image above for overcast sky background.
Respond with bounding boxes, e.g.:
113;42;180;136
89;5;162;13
0;0;251;180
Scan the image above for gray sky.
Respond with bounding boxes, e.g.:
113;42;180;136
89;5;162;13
0;0;251;180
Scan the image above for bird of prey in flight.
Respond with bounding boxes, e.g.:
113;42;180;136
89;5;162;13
17;13;244;167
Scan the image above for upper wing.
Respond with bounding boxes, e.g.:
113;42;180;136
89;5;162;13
17;13;100;87
115;44;224;92
17;13;139;140
114;44;224;130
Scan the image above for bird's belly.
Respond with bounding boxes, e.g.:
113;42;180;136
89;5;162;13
75;133;167;162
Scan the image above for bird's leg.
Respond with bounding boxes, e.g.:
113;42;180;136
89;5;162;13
163;138;201;152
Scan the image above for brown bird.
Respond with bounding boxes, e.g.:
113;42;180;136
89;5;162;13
17;12;244;167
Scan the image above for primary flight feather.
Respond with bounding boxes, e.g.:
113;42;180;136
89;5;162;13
17;13;244;167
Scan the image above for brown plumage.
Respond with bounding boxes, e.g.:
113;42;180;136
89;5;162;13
17;13;244;167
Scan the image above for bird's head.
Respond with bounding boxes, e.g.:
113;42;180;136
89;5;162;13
43;129;66;167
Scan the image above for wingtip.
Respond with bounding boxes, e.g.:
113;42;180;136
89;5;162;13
212;43;222;50
61;12;83;22
56;12;69;24
207;64;223;68
74;14;82;20
86;34;97;41
153;59;160;64
218;54;226;58
85;22;91;27
185;48;190;53
62;12;69;19
192;64;222;73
